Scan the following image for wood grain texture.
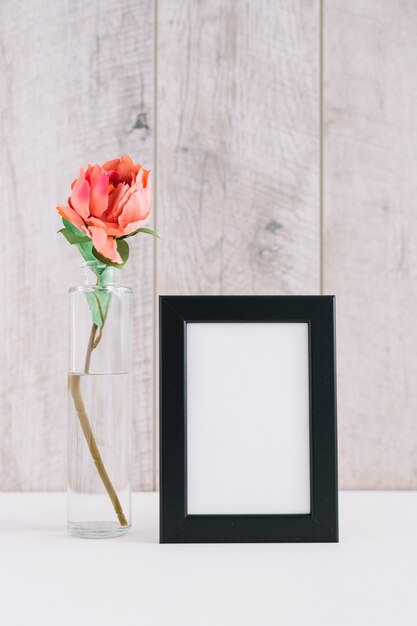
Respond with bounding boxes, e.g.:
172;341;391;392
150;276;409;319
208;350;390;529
155;0;321;486
323;0;417;488
4;0;414;492
0;0;154;490
156;0;320;297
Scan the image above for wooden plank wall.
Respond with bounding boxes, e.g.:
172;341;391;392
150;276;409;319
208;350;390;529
323;0;417;488
155;0;320;486
0;0;155;490
156;0;320;297
1;0;415;490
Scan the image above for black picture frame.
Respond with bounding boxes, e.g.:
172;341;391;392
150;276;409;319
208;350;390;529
159;295;338;543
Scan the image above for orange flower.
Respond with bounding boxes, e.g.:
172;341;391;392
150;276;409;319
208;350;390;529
57;155;152;263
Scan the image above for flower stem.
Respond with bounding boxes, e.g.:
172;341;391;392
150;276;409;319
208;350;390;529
69;314;128;528
84;323;98;372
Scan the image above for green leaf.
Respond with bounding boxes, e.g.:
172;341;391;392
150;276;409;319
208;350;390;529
75;240;96;265
92;239;130;268
58;228;90;244
119;227;160;240
86;271;116;328
85;290;110;328
59;219;113;325
62;218;86;238
117;238;130;263
60;218;99;267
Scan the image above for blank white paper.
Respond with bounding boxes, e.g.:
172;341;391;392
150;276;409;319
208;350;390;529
186;323;311;515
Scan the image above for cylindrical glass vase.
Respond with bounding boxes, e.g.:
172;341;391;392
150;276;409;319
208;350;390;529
67;261;132;538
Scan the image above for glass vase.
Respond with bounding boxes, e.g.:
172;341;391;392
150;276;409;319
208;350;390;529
67;261;132;538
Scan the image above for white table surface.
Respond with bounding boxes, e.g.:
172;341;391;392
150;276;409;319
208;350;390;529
0;492;416;626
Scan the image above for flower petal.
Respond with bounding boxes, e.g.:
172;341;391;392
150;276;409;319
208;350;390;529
118;183;152;231
102;154;138;184
114;184;134;220
141;167;150;188
89;226;122;264
107;169;121;186
104;183;130;222
122;215;151;235
57;205;89;234
87;216;125;237
70;168;90;219
89;165;110;218
135;166;151;189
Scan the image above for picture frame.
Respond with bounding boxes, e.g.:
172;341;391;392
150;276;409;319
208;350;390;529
159;296;338;543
